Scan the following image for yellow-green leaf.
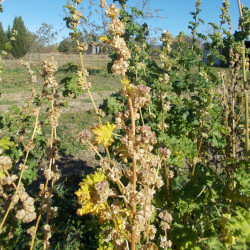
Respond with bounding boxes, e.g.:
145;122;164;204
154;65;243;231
92;122;116;147
0;137;14;150
100;35;110;44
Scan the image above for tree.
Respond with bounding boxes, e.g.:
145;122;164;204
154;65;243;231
58;37;78;54
0;22;7;51
35;23;57;52
11;16;30;58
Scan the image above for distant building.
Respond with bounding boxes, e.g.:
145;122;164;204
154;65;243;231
86;43;102;54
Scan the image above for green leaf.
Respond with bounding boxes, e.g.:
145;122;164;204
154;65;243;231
205;237;224;249
208;23;219;30
198;18;204;24
0;137;14;149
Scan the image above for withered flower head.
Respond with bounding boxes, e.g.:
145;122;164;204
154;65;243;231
105;4;120;19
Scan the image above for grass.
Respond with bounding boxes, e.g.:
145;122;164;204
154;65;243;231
0;99;16;105
57;110;98;156
0;53;121;159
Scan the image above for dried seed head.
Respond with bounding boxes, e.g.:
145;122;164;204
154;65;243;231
109;18;125;36
0;156;12;171
41;61;58;76
105;4;120;19
112;60;129;76
159;147;171;158
72;0;82;3
27;226;36;239
77;43;88;52
111;36;131;60
160;235;172;249
100;0;105;8
79;129;92;144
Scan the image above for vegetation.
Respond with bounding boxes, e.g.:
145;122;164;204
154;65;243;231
10;16;30;58
0;22;7;51
58;38;78;54
0;0;249;249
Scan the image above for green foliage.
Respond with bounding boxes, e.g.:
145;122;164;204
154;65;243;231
10;16;30;58
240;7;250;37
0;105;47;184
113;0;128;9
0;137;14;149
158;134;196;167
58;38;78;54
223;208;250;248
0;22;7;51
0;220;26;249
103;95;122;115
204;208;250;249
59;61;82;99
63;3;87;31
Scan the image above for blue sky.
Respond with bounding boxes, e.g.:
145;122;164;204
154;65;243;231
0;0;249;43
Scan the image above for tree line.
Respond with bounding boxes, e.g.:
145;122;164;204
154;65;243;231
0;16;105;58
0;16;204;59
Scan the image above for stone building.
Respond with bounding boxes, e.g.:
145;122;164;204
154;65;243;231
86;43;101;54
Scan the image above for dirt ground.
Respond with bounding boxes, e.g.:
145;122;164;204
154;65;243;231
0;90;115;112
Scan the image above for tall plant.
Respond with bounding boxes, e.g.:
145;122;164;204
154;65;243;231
237;0;249;157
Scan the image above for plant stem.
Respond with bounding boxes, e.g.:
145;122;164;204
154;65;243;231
232;92;236;158
161;96;165;133
128;97;137;250
105;146;111;160
77;41;102;125
106;202;120;236
237;0;249;157
43;180;55;250
143;203;150;243
164;159;171;207
139;107;144;125
86;140;103;159
2;166;17;190
192;112;205;177
30;139;53;250
31;89;55;250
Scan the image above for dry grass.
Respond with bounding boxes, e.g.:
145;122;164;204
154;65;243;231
0;53;120;111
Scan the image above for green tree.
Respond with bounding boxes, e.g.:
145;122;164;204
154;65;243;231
11;16;30;58
0;22;7;51
58;37;77;54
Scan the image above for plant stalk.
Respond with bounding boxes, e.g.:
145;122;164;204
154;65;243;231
128;97;137;250
237;0;249;157
164;159;171;207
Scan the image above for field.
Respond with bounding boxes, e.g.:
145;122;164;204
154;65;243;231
1;53;121;158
